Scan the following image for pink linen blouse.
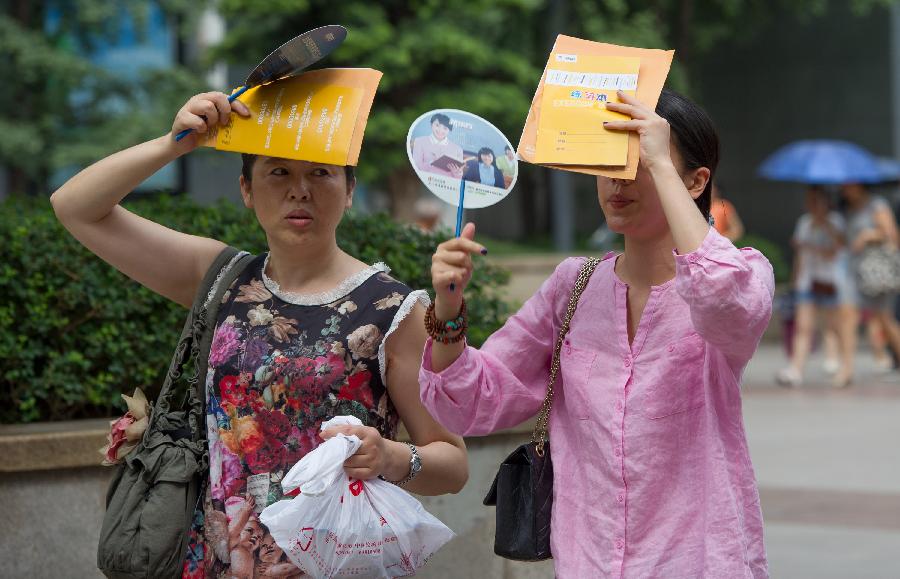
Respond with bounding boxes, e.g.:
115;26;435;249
420;228;774;578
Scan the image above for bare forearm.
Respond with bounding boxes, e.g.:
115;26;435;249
429;338;466;373
50;134;180;224
382;439;467;495
649;161;710;253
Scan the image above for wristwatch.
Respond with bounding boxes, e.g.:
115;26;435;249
388;443;422;487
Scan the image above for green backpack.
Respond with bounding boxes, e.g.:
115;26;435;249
97;247;254;579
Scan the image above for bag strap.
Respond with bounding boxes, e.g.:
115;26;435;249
190;250;257;413
532;257;601;457
149;247;252;435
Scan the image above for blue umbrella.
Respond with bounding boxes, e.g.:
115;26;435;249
876;156;900;182
758;139;884;184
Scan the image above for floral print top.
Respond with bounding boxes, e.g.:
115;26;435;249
182;254;428;579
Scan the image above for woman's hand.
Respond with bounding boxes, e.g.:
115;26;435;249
431;222;487;320
604;90;711;253
170;92;250;152
320;424;406;481
603;90;672;171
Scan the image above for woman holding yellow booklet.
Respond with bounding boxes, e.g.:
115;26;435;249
50;91;468;578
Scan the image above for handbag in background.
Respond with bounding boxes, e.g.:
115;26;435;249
857;244;900;297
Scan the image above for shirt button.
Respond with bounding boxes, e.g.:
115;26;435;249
615;538;625;550
615;401;624;412
617;493;625;503
667;344;675;353
614;446;622;457
624;358;631;368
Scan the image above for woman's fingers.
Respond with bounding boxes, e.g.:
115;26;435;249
176;92;246;137
604;100;640;118
179;112;207;134
434;248;472;269
344;467;376;480
344;451;377;468
208;92;233;126
171;92;253;148
612;90;651;111
603;120;643;132
182;100;212;134
436;237;485;257
431;222;485;301
232;98;251;117
433;269;470;291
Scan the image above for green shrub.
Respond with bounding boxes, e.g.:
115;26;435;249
734;234;790;285
0;195;511;423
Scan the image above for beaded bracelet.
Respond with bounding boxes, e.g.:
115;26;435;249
425;299;468;344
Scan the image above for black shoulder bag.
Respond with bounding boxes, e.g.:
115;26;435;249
482;257;600;561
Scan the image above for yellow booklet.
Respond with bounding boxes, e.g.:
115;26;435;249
206;68;382;166
517;35;674;180
535;54;639;166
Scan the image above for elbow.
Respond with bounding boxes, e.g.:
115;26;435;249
436;470;468;496
437;441;469;495
49;189;63;218
49;187;71;225
430;444;470;496
448;459;469;494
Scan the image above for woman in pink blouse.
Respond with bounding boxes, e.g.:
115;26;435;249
420;89;774;578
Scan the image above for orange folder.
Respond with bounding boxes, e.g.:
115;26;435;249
206;68;382;166
517;35;674;180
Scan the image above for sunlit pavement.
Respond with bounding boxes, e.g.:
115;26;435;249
742;343;900;578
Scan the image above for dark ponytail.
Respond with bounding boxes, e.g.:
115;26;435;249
654;89;719;221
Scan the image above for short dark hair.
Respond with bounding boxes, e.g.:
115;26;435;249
478;147;495;164
430;113;452;131
654;89;719;221
240;154;355;184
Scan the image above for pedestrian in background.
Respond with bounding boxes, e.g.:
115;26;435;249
777;187;854;387
842;183;900;373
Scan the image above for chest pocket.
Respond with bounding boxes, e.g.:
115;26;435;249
641;333;707;419
559;341;597;420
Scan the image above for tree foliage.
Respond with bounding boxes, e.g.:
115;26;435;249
212;0;897;188
4;0;894;195
0;0;206;195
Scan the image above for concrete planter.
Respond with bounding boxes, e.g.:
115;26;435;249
0;418;554;578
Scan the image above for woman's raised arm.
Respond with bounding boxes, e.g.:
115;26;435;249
50;93;250;307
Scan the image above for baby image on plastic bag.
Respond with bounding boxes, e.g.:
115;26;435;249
260;416;455;578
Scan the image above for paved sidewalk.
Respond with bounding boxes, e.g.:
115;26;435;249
742;343;900;578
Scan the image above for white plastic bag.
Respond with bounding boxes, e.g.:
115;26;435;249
259;416;455;578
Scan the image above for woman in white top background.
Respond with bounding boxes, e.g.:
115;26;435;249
778;186;855;387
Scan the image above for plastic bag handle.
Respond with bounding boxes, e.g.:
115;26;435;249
281;434;362;496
